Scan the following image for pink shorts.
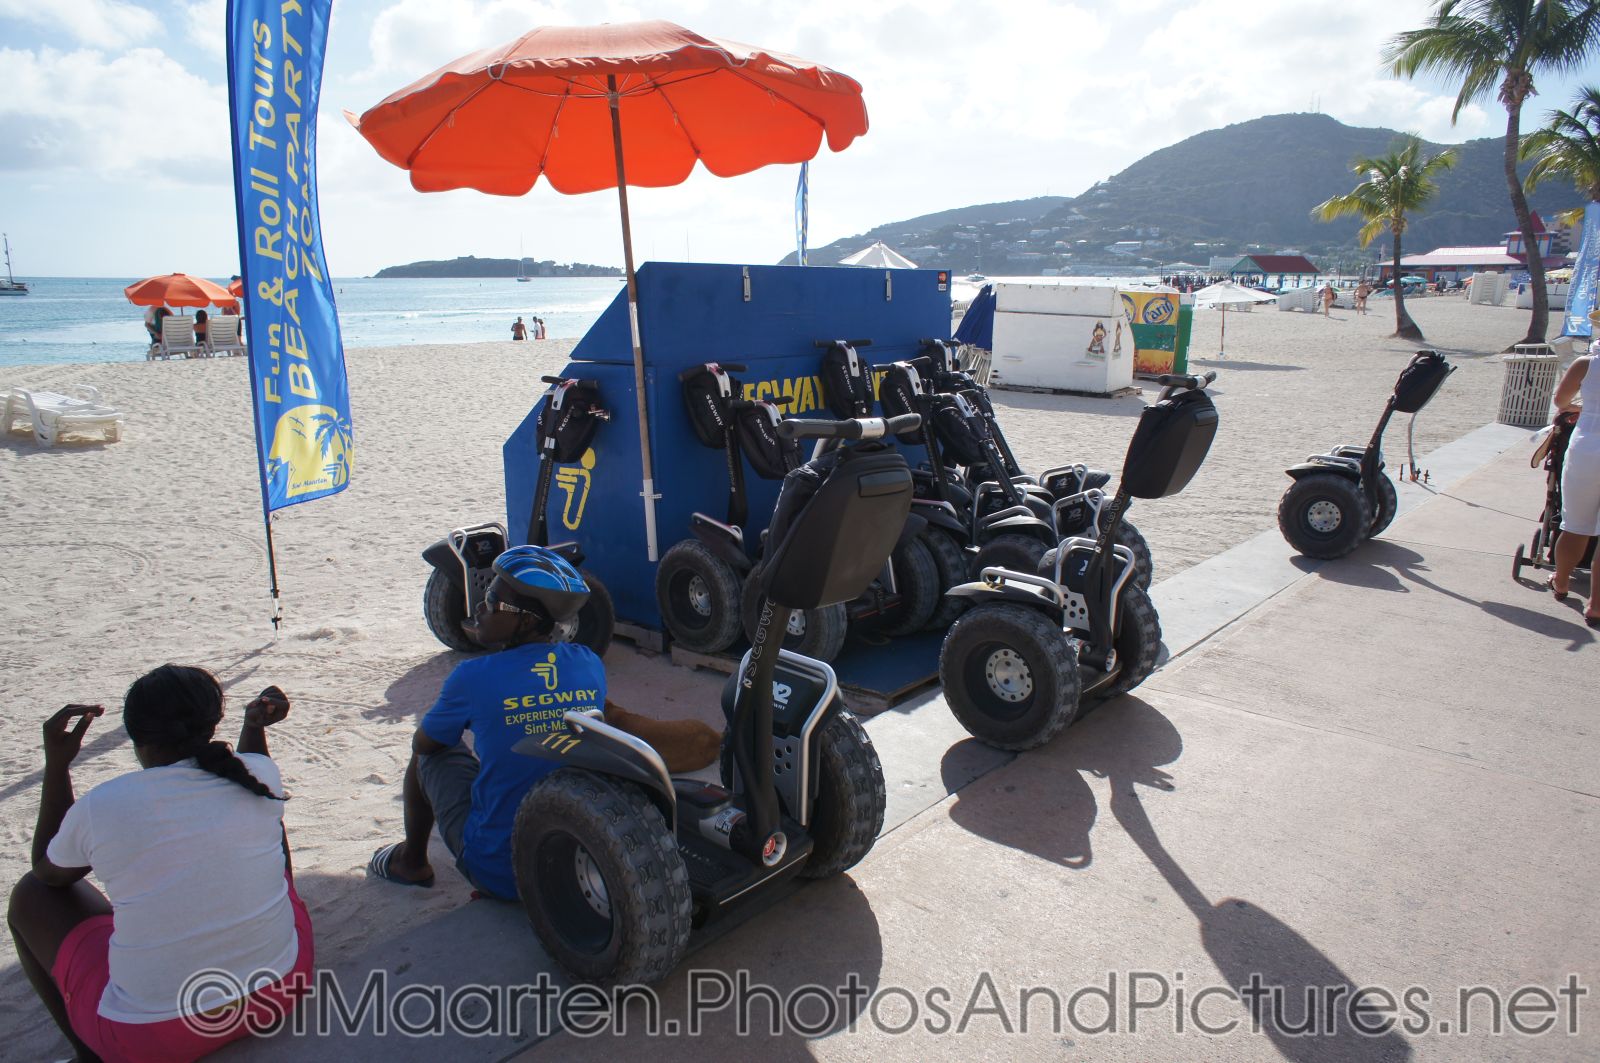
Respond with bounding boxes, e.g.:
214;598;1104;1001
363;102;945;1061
52;882;314;1063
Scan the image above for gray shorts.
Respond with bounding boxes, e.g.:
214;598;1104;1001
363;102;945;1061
416;743;487;892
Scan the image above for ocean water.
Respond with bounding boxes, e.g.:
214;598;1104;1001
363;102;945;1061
0;276;625;368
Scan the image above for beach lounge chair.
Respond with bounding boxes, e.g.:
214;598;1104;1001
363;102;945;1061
150;315;203;360
1;385;123;446
205;315;247;356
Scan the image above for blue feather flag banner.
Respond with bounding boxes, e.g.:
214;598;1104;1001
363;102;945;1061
227;0;353;514
795;162;809;266
1563;203;1598;339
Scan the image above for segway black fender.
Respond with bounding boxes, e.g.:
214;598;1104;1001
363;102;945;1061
979;512;1055;538
421;539;465;585
894;512;929;550
944;579;1059;612
514;722;676;830
690;515;755;575
1285;461;1360;483
914;505;967;539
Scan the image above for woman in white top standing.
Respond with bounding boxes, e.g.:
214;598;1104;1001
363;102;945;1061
8;666;313;1062
1548;309;1600;628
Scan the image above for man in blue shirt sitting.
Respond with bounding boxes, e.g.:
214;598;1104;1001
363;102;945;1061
370;545;606;899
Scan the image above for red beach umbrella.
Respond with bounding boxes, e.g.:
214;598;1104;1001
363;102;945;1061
124;273;235;308
349;19;868;560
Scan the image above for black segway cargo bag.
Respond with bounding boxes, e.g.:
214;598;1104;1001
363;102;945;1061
537;381;605;463
679;363;741;449
733;401;802;479
1121;388;1219;499
820;342;875;418
929;396;989;466
1392;349;1452;414
877;359;931;443
761;447;913;609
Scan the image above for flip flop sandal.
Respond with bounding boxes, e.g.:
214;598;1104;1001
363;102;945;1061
368;842;434;888
1545;576;1570;601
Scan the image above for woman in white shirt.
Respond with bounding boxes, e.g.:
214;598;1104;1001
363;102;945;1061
8;666;313;1062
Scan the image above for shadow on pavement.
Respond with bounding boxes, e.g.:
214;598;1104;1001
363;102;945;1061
943;699;1413;1061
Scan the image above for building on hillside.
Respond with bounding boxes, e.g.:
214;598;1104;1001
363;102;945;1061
1231;254;1320;289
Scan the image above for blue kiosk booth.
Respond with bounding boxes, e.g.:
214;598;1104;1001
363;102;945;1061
503;262;952;701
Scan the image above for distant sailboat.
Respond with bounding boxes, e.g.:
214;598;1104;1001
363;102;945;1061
1;234;27;295
517;237;530;282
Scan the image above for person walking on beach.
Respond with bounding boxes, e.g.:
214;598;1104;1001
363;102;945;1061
1355;281;1372;315
534;317;546;340
511;316;527;341
1546;312;1600;628
1321;284;1337;317
8;667;313;1062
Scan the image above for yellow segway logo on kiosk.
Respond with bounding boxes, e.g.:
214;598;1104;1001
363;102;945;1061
555;449;596;530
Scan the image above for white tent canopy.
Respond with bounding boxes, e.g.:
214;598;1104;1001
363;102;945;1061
839;241;918;268
1193;281;1276;308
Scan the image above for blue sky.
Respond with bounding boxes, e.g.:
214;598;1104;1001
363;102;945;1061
1;0;1594;279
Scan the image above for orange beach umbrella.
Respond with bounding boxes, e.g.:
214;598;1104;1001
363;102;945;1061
349;19;868;560
124;273;234;308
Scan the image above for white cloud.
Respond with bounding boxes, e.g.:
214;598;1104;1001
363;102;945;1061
0;46;230;184
181;0;228;58
0;0;160;49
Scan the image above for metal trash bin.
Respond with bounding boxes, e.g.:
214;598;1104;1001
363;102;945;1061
1497;344;1560;427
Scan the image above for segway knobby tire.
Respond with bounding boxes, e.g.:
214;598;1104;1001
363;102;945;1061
422;568;478;652
879;535;940;636
1278;473;1370;559
1512;542;1527;581
801;710;887;879
919;528;971;630
512;769;691;987
740;580;849;662
573;570;615;657
1095;583;1162;703
971;533;1048;580
939;604;1081;750
1368;473;1399;539
1116;521;1155;590
655;540;743;653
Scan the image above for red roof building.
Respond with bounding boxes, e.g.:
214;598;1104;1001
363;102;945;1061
1229;254;1321;287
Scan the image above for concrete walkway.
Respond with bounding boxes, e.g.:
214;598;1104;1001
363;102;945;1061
231;429;1598;1061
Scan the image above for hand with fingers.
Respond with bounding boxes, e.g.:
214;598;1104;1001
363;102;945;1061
244;685;291;729
43;704;103;768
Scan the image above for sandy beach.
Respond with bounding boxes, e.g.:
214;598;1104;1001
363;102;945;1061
0;294;1561;1054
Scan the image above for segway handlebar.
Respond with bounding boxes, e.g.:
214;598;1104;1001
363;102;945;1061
675;362;747;381
778;413;921;441
813;338;873;349
1156;371;1215;393
540;375;601;389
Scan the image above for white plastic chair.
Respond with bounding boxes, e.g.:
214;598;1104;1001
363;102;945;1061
1;385;123;445
155;315;203;360
205;315;247;356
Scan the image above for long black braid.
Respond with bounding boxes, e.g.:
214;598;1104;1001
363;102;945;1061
124;665;285;801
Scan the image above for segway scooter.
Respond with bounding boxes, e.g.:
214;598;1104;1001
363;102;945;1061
422;374;616;655
510;410;920;986
938;372;1219;750
1277;349;1453;559
903;339;1156;588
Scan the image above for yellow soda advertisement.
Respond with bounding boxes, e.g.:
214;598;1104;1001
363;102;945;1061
1120;289;1179;376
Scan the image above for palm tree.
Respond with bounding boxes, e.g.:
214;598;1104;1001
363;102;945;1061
1521;84;1600;226
1314;137;1458;340
1386;0;1600;346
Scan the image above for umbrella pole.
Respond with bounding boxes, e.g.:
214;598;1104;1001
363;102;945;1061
607;75;660;562
1220;305;1226;358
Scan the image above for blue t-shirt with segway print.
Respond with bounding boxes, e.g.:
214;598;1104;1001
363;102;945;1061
421;641;606;899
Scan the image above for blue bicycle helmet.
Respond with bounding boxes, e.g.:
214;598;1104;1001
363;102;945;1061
486;546;590;622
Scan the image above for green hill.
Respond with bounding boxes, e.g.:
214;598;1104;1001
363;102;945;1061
792;113;1578;274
